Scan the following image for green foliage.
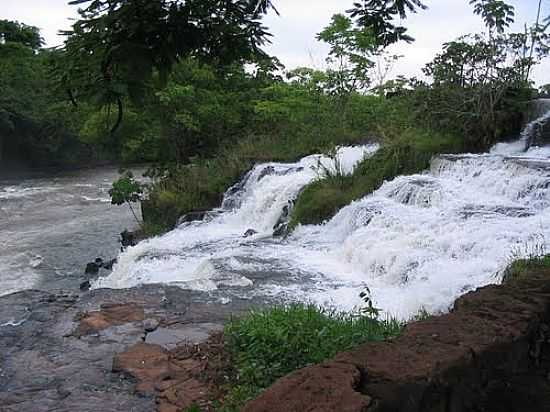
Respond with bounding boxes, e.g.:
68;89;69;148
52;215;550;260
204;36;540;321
0;23;93;167
109;171;145;227
317;14;376;98
419;0;549;148
222;304;402;408
469;0;515;35
59;0;277;136
182;405;202;412
502;255;550;283
0;20;43;50
348;0;427;46
109;171;144;205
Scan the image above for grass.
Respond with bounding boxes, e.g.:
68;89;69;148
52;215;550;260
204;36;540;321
501;254;550;283
289;127;464;227
142;124;368;232
217;303;403;411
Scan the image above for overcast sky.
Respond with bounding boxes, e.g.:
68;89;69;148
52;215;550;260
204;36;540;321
2;0;549;85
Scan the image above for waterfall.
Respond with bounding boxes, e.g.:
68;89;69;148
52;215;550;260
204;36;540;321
492;98;550;155
95;102;550;320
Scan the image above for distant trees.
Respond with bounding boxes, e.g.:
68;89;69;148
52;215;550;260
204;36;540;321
0;20;89;166
417;0;549;148
0;20;43;50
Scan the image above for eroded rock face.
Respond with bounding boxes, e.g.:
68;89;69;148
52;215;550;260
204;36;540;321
244;270;550;412
0;285;246;412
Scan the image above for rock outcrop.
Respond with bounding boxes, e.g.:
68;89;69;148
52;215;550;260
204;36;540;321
0;285;245;412
244;269;550;412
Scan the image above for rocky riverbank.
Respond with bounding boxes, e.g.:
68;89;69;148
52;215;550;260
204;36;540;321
244;268;550;412
4;265;550;412
0;285;255;412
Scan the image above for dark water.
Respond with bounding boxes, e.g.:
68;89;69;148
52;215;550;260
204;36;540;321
0;166;140;296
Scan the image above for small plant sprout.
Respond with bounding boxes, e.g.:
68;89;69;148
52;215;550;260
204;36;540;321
360;286;381;320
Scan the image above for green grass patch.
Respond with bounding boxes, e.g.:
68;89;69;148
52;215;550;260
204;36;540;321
502;254;550;283
289;128;464;227
218;303;402;410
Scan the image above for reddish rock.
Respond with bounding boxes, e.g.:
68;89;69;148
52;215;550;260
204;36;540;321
242;362;371;412
112;342;171;393
75;303;145;336
113;341;219;411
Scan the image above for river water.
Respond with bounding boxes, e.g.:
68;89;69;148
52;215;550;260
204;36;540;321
0;167;139;296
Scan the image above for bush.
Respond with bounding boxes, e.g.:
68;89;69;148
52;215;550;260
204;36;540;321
221;304;402;408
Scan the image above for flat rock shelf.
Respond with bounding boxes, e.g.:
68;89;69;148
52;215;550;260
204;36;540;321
0;285;250;412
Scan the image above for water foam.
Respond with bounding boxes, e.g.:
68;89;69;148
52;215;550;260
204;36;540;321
95;107;550;319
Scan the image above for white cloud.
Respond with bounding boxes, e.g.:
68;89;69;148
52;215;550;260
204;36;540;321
2;0;549;85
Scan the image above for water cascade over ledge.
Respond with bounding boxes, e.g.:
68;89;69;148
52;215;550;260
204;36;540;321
95;100;550;319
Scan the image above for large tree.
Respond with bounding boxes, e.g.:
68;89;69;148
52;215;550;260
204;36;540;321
0;20;43;51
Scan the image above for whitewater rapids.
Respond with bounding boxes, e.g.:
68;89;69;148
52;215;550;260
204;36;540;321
95;102;550;319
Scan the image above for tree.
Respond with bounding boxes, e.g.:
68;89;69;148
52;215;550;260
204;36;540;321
60;0;278;136
109;171;145;229
420;0;549;148
317;14;376;100
0;20;43;51
347;0;427;46
469;0;514;36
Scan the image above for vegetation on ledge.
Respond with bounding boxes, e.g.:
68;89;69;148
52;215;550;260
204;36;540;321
289;128;464;228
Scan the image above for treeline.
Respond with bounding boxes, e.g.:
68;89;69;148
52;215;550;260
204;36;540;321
1;1;549;170
1;0;550;230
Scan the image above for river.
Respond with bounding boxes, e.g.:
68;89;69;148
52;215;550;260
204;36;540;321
0;167;139;296
95;100;550;320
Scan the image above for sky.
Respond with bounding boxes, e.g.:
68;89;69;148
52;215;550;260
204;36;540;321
2;0;550;85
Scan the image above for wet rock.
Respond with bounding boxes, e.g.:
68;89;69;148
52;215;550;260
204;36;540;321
273;201;293;237
75;303;145;336
102;258;116;270
84;261;101;275
143;318;160;333
243;228;258;238
79;280;91;291
0;285;254;412
176;210;209;227
257;165;276;181
145;323;224;349
272;222;289;238
120;229;135;247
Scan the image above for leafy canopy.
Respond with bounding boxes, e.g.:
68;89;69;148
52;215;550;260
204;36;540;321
0;20;43;50
348;0;427;47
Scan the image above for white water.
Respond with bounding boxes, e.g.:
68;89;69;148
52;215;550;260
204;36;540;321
96;101;550;319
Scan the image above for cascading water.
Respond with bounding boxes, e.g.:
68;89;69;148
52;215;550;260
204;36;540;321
95;100;550;319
